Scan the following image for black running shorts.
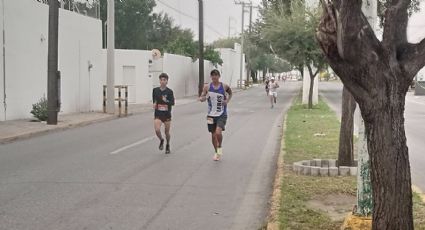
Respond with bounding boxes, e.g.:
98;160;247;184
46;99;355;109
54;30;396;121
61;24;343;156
207;115;227;133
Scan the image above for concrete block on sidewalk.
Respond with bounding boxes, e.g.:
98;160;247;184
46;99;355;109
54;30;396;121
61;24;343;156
329;167;339;176
313;159;322;167
328;159;337;168
293;163;302;174
319;167;329;176
350;167;358;176
339;166;350;176
321;160;329;168
301;160;311;166
311;166;320;176
301;166;311;175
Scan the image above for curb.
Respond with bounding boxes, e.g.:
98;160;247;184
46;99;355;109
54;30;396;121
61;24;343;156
266;113;288;230
0;115;117;144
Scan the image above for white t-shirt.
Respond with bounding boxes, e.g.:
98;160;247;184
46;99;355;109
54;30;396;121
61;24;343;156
268;82;279;93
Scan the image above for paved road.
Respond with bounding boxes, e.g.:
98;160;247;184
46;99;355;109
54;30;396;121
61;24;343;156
320;82;425;192
0;82;301;230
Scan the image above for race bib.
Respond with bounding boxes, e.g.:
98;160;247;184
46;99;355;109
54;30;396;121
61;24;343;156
157;104;168;111
207;117;214;125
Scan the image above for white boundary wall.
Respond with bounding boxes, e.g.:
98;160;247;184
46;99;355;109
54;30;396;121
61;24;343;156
0;0;245;120
100;49;152;105
103;51;218;105
216;43;246;88
0;0;102;121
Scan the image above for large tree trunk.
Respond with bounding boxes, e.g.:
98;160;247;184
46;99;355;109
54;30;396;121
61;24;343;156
338;86;356;166
364;88;413;228
316;1;425;228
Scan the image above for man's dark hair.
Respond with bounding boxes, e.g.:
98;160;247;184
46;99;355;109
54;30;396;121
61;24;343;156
210;69;220;76
159;73;169;80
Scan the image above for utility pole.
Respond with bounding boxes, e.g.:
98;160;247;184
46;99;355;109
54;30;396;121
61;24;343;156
228;17;231;38
249;4;252;33
47;0;59;125
2;0;6;121
198;0;204;96
235;1;251;89
106;0;115;114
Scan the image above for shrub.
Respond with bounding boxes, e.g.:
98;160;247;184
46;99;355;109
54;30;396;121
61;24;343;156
31;96;48;121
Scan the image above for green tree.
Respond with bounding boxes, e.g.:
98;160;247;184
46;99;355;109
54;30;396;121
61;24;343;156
165;28;197;58
211;37;240;49
203;46;223;67
100;0;156;49
261;0;326;108
317;0;425;228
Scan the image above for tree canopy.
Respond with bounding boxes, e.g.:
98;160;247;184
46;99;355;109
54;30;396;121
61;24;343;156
99;0;222;65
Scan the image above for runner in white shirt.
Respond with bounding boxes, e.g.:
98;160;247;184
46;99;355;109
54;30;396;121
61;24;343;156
199;69;232;161
268;77;279;109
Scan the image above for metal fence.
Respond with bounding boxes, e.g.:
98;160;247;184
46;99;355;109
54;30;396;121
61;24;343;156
35;0;100;19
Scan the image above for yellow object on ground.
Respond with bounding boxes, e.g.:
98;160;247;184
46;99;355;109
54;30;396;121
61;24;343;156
341;213;372;230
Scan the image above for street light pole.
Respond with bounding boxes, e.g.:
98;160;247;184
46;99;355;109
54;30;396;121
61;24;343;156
106;0;115;114
198;0;204;96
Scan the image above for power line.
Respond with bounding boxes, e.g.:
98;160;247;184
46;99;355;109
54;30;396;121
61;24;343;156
156;0;226;37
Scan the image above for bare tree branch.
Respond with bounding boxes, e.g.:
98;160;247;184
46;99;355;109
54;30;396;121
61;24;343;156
400;38;425;78
382;0;410;51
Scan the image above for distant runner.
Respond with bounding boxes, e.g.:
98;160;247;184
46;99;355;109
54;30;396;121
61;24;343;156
265;78;270;96
199;69;233;161
152;73;175;154
268;77;279;108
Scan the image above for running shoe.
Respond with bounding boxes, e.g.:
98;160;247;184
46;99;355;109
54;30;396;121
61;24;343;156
216;148;223;156
159;139;164;150
165;144;170;154
213;153;219;161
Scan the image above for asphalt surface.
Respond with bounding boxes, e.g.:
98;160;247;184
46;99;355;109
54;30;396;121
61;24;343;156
320;81;425;192
0;82;301;230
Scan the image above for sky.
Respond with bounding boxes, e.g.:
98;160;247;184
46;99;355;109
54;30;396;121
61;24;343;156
407;4;425;43
154;0;425;44
153;0;262;43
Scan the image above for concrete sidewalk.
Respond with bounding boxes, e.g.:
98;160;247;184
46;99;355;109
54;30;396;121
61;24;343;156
0;85;250;144
0;96;198;144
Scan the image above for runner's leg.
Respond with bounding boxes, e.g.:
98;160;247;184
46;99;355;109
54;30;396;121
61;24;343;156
164;120;171;144
211;132;218;152
154;118;164;150
164;120;171;153
216;127;223;148
270;94;274;107
154;119;163;140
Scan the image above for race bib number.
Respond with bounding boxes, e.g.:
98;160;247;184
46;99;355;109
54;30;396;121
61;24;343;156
157;104;168;111
207;117;214;125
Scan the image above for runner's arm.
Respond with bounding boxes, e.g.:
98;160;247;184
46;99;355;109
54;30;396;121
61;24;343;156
199;85;209;102
225;84;232;104
152;89;156;109
169;90;175;106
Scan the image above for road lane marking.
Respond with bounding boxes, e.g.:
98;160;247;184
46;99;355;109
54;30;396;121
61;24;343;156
110;136;155;155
